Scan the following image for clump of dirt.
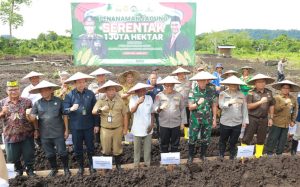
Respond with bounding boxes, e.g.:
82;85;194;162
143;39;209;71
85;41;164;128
9;156;300;187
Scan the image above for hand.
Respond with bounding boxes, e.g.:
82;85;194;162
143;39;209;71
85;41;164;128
147;125;154;134
268;119;273;127
94;127;99;134
180;124;185;130
100;105;109;112
260;97;268;104
64;131;69;140
1;106;9;114
34;130;39;139
242;123;247;128
290;121;295;127
212;119;217;128
70;104;79;111
138;96;145;104
123;128;128;135
197;98;205;105
285;98;291;104
26;108;32;115
160;102;169;110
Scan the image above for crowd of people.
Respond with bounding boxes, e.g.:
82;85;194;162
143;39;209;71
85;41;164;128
0;63;299;179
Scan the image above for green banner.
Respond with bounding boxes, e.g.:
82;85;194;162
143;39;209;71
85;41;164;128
71;2;196;66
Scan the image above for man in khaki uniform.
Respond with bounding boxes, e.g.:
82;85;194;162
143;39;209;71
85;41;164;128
92;80;128;170
265;80;299;155
241;74;275;158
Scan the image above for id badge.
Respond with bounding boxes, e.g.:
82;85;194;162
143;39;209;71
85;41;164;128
107;115;112;123
82;108;87;115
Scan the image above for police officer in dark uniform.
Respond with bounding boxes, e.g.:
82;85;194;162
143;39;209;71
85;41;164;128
76;16;107;59
241;74;275;158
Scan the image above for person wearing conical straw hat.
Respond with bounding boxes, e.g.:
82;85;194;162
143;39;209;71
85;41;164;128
118;70;140;130
54;71;73;100
21;71;44;104
63;72;100;175
211;63;224;92
239;66;255;95
92;80;128;170
221;70;239;79
88;67;112;100
171;67;192;137
128;83;154;167
241;73;275;158
28;80;71;177
153;76;187;153
218;76;249;160
0;80;35;176
88;67;112;146
291;91;300;155
265;80;299;156
187;71;218;163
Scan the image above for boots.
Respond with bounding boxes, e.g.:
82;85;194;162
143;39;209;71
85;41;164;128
47;156;58;177
76;155;84;175
88;153;96;174
255;144;264;158
15;161;23;176
26;165;36;177
115;155;122;170
291;139;298;155
61;155;71;176
187;144;195;164
200;145;208;161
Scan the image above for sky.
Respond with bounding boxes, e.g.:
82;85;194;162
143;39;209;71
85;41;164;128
1;0;300;39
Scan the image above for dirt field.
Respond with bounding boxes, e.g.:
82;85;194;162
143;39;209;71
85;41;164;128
1;54;300;186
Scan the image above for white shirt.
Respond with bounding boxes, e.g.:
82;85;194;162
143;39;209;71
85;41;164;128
277;60;285;74
129;95;153;137
21;84;42;104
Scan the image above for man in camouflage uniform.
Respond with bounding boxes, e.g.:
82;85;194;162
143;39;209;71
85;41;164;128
76;16;107;59
188;72;218;163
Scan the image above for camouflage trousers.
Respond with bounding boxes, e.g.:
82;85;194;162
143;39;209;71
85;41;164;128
189;115;212;146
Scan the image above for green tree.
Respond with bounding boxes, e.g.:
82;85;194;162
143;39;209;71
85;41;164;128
0;0;31;37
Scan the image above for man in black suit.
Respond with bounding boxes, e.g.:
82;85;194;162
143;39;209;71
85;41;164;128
163;16;192;57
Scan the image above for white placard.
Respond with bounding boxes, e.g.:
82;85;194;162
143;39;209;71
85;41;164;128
6;164;16;179
289;125;297;135
237;145;255;158
297;141;300;152
161;152;180;165
93;156;113;169
65;134;73;145
125;132;134;143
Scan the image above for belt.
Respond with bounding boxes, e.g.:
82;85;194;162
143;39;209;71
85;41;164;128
101;126;121;130
249;115;268;120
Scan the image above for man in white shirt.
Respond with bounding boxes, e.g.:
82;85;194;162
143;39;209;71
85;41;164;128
21;71;44;104
128;83;154;167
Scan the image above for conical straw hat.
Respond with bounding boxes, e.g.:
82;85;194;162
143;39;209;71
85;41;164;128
272;80;300;92
127;83;153;94
221;70;240;79
220;75;246;85
189;71;217;81
157;76;181;84
22;71;44;81
98;80;123;93
247;73;275;85
89;67;112;76
64;72;95;84
238;66;255;74
118;70;140;85
171;67;191;75
29;80;60;94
